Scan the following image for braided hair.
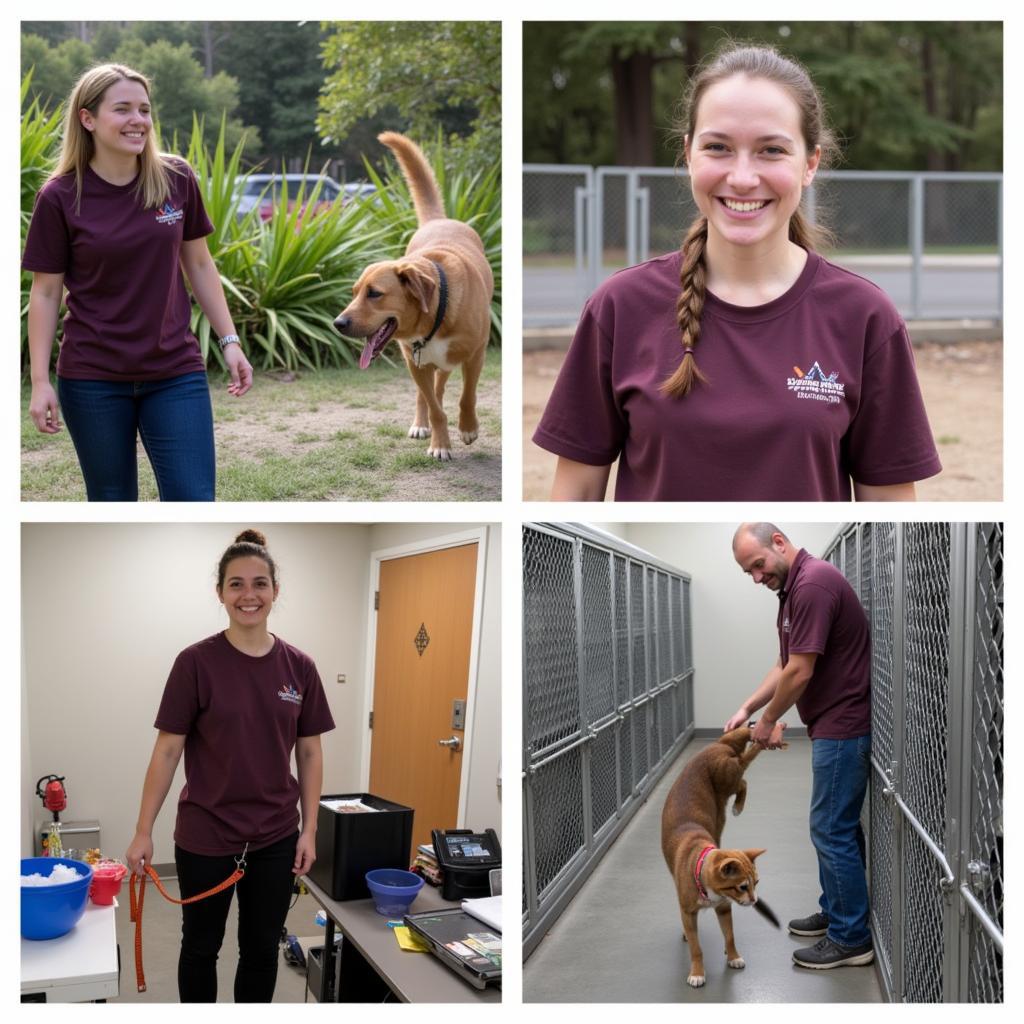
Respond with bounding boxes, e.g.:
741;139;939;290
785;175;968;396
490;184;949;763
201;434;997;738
660;44;838;400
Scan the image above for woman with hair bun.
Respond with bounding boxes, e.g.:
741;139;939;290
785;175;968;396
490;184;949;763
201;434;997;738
125;530;335;1002
534;43;941;502
22;63;253;501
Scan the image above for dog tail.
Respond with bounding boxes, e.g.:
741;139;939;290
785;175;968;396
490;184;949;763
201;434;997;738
378;132;445;225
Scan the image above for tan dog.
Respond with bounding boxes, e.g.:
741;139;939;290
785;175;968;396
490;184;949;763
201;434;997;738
334;132;494;460
661;727;775;988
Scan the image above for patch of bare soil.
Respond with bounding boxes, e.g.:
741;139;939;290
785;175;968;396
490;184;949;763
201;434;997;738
523;341;1001;502
223;366;502;502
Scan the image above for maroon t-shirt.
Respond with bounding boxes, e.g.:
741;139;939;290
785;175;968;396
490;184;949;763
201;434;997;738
155;633;336;856
21;158;212;382
533;249;941;501
777;549;871;740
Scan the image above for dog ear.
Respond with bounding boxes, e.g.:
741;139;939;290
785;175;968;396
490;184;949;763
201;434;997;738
744;848;767;862
396;260;437;314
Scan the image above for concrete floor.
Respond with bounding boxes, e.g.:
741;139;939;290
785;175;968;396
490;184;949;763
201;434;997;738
108;876;322;1003
524;737;883;1003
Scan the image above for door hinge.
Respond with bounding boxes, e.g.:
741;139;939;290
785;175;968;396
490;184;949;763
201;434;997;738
374;590;380;610
368;710;374;729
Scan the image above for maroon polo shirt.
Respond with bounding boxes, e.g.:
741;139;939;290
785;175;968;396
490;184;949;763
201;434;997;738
155;633;336;856
21;158;212;382
777;549;871;740
533;249;941;501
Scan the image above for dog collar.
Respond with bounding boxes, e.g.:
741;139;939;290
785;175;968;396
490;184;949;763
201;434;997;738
411;261;449;367
694;845;716;901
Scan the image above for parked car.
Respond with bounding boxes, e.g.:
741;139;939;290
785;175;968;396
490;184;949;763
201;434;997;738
234;174;376;221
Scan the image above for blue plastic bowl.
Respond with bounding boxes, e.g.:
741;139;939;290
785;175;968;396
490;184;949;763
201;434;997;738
21;857;94;940
365;868;424;916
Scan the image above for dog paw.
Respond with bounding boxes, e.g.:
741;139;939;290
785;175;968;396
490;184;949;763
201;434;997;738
727;957;746;970
408;425;430;440
428;446;453;461
460;429;478;445
686;974;706;988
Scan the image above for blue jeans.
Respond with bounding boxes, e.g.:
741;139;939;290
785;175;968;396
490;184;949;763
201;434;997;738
809;734;872;947
57;372;215;501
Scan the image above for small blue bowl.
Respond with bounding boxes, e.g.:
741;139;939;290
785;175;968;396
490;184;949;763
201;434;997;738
365;868;424;916
21;857;94;940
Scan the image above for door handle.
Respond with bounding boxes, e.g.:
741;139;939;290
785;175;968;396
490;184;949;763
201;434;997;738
438;736;462;751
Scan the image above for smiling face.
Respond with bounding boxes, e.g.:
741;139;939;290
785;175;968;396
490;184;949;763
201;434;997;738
218;555;278;629
685;74;820;255
80;78;152;164
733;531;791;591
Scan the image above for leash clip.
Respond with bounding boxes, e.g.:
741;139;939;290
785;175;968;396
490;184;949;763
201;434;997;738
235;842;249;873
412;339;424;368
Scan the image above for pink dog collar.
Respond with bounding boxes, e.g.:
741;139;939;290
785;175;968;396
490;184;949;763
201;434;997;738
694;844;716;901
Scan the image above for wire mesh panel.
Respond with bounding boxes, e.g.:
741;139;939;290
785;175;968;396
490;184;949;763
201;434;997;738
966;523;1003;1002
523;528;580;754
902;524;950;843
821;522;1004;1003
523;524;695;956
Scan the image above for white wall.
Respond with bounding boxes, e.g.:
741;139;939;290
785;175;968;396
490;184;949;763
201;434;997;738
598;523;841;730
21;522;500;861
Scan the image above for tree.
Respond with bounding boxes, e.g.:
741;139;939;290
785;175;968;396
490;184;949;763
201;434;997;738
317;22;500;171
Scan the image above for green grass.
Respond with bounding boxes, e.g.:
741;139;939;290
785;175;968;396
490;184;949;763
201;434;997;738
21;350;500;502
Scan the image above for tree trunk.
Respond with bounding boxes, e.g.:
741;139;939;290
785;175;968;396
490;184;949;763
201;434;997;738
202;22;215;78
611;48;655;166
920;34;944;171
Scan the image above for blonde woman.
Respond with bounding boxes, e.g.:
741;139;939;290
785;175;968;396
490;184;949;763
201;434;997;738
22;63;252;501
534;44;941;502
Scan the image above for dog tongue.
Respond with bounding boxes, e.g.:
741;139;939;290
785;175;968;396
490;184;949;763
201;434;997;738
359;341;374;370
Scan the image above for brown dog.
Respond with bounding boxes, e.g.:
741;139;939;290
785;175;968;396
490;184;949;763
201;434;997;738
333;132;494;460
661;727;773;988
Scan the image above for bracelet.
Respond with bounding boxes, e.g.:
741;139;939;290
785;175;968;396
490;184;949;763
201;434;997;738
217;333;241;349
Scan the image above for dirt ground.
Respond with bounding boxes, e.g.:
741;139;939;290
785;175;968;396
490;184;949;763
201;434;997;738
522;341;1001;502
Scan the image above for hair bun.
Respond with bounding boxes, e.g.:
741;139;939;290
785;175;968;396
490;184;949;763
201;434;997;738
235;529;267;547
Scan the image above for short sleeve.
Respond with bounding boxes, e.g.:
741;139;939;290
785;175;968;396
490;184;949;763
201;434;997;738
153;649;200;735
176;161;214;241
297;658;336;737
532;301;627;465
787;584;837;656
22;185;71;273
844;324;942;486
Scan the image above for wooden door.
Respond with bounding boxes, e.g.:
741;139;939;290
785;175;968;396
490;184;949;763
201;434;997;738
369;543;478;857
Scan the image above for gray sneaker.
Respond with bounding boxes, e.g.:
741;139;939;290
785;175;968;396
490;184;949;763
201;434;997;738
788;911;829;936
793;936;875;969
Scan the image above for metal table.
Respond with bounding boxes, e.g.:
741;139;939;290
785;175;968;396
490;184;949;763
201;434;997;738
301;875;500;1003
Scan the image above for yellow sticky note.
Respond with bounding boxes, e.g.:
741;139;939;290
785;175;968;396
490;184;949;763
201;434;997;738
394;926;431;952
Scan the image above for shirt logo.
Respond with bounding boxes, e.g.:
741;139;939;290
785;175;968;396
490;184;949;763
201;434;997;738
277;685;303;706
783;615;791;633
787;362;846;405
155;202;184;226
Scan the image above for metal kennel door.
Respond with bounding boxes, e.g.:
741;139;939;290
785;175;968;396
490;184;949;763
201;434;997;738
522;523;695;958
822;522;1003;1003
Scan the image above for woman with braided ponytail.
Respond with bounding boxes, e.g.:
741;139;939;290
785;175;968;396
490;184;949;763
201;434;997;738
534;43;941;501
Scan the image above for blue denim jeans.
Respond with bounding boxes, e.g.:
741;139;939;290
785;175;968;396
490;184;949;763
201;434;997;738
809;733;872;947
57;372;215;501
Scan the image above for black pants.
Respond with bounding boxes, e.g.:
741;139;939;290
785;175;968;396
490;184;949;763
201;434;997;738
174;832;297;1002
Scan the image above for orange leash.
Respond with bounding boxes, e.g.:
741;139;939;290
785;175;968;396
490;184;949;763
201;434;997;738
128;845;247;993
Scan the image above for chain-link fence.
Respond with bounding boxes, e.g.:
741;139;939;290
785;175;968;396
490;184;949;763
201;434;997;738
523;523;695;958
523;167;1003;325
822;522;1003;1003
